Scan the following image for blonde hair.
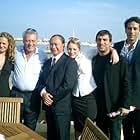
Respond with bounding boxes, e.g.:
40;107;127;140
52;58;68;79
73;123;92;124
67;37;81;49
0;32;15;62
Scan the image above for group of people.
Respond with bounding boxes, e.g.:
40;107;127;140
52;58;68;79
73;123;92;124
0;16;140;140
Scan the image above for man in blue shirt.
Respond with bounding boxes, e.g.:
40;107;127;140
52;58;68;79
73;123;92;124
114;16;140;140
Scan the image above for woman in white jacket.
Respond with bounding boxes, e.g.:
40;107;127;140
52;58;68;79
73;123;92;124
67;37;97;140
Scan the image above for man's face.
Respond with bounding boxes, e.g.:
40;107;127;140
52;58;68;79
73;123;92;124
23;33;38;53
50;36;64;56
125;21;140;43
96;34;111;54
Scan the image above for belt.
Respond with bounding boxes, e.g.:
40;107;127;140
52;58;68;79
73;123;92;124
12;86;34;93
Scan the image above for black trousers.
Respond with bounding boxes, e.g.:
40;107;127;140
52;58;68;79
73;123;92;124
11;87;41;130
123;110;140;140
95;90;121;140
44;94;71;140
96;111;122;140
72;93;97;132
45;109;71;140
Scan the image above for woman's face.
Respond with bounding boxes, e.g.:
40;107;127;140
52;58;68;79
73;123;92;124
67;42;80;58
0;37;9;54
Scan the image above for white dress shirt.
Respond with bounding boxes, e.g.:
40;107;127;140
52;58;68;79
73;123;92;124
51;52;64;64
12;45;46;91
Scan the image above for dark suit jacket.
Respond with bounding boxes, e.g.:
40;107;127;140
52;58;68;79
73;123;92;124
37;53;78;111
92;55;131;113
114;40;140;109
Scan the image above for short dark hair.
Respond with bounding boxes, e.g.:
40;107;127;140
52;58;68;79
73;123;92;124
96;30;112;42
49;34;65;44
124;16;140;28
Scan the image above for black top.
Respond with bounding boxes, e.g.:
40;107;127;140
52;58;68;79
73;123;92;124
93;53;110;113
0;59;13;97
93;53;110;87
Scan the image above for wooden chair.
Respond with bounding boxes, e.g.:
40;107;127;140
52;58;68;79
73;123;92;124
79;117;109;140
0;97;23;123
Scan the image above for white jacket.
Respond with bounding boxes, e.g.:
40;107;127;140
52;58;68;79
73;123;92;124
73;52;97;97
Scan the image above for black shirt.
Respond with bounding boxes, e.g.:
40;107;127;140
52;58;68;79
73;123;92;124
0;59;13;97
93;53;111;112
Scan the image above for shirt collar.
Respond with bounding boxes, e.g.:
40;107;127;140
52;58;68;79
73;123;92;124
124;39;138;50
52;52;64;62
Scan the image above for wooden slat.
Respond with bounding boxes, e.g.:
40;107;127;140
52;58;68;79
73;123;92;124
0;123;46;140
80;117;109;140
0;97;23;123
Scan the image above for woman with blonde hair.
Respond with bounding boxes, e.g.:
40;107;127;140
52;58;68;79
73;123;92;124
67;37;97;139
0;32;15;96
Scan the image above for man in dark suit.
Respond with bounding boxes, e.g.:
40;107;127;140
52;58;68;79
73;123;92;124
114;16;140;140
92;30;131;140
36;34;78;140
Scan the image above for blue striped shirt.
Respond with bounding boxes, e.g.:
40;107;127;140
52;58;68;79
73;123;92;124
120;40;138;64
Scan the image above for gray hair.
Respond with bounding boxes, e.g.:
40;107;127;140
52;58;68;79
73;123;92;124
22;28;38;39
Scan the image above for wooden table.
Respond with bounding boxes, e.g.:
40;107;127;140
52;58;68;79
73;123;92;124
0;123;46;140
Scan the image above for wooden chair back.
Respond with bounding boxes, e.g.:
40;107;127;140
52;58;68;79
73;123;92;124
0;97;23;123
79;117;109;140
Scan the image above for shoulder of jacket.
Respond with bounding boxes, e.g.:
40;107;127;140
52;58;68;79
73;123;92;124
114;41;124;45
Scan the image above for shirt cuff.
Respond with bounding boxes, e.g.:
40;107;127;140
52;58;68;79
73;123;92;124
40;88;46;97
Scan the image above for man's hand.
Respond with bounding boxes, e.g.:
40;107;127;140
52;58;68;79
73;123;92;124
110;48;119;64
119;107;130;117
42;92;53;106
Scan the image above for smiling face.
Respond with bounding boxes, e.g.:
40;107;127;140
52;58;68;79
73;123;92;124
125;21;140;44
23;33;38;54
49;36;64;56
67;42;80;58
96;34;111;55
0;37;9;54
67;37;81;58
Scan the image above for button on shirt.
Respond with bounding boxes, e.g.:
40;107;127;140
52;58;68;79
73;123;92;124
73;52;97;97
12;45;46;91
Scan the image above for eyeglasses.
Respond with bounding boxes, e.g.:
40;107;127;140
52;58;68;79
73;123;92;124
25;28;37;33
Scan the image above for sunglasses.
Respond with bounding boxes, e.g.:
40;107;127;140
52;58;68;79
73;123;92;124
25;28;37;33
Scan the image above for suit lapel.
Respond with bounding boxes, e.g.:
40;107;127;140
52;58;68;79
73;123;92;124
130;40;140;65
118;41;125;53
45;54;66;86
52;53;66;69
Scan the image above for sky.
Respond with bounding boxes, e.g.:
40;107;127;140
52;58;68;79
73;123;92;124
1;0;140;42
